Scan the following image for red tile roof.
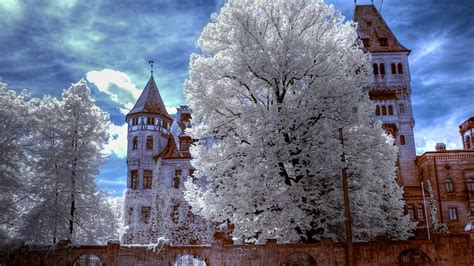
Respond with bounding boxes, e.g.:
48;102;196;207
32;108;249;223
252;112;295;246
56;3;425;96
126;76;172;120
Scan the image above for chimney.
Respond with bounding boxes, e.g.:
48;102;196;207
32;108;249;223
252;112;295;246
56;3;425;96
435;143;446;151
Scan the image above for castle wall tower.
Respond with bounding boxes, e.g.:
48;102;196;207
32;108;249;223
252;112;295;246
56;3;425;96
459;117;474;149
354;5;418;186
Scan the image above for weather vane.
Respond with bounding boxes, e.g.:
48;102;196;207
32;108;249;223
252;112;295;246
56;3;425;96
148;60;154;76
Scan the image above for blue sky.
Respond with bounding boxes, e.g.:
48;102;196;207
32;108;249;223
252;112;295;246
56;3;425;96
1;0;473;196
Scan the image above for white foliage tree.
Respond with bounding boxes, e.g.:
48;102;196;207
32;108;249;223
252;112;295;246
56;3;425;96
427;180;448;233
19;80;118;244
184;0;413;243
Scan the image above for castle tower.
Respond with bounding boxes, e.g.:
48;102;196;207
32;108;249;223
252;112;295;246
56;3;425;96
459;117;474;149
354;5;417;186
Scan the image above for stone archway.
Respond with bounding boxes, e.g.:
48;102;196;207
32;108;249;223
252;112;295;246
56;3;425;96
174;254;207;266
73;253;103;266
281;252;317;266
396;248;431;265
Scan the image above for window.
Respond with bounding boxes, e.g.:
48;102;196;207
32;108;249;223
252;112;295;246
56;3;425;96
398;63;403;74
407;205;415;221
146;117;155;125
379;37;388;46
380;63;385;75
146;136;153;150
382;106;387;115
417;208;425;221
180;139;190;151
173;169;182;189
141;206;151;224
400;135;406;145
131;117;139;126
163;120;168;129
391;63;396;74
131;170;138;189
445;179;454;193
128;207;133;224
132;137;138;150
388;105;394;115
171;204;179;223
399;104;405;114
189;168;195;179
448;208;457;221
467;180;474;191
373;64;379;75
466;136;471;149
361;38;370;47
143;170;152;189
375;105;380;116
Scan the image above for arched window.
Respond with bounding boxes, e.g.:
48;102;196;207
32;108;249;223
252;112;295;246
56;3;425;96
391;63;397;74
132;136;138;150
397;249;431;265
375;105;381;116
400;135;406;145
380;63;385;75
382;105;387;115
373;63;379;75
388;105;394;115
466;136;471;149
146;136;153;150
398;63;403;74
445;179;454;192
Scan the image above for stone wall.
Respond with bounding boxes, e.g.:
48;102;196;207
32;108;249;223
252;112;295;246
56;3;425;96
2;233;473;265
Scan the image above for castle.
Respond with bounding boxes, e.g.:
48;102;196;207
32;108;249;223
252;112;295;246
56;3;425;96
122;4;474;244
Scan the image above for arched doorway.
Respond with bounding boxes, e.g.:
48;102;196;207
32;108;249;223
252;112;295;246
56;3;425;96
73;254;103;266
396;249;431;265
282;252;317;266
174;254;207;266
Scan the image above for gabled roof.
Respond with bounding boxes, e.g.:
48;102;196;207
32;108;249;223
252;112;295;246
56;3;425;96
158;135;183;160
126;76;172;120
354;5;410;54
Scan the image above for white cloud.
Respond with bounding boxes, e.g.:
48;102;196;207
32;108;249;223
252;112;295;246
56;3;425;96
86;69;142;114
412;38;444;64
104;123;128;158
415;114;463;155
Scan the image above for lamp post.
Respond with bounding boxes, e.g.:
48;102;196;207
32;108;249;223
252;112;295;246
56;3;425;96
339;127;354;266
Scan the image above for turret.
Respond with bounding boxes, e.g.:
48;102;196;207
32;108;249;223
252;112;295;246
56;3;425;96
459;117;474;149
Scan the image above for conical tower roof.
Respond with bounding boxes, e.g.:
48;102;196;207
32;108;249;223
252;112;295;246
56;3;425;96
126;75;172;120
354;5;410;54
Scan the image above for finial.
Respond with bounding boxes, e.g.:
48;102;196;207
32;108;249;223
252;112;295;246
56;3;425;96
148;60;154;77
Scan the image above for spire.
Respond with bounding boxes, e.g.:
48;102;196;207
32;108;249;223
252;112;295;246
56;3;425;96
353;4;410;54
126;76;172;120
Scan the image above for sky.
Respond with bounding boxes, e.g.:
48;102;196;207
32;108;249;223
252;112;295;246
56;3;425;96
1;0;473;196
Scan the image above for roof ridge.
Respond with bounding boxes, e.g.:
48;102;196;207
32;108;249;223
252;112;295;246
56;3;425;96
126;76;172;120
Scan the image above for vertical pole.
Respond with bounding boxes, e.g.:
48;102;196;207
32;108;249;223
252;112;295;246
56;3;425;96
421;182;431;240
339;128;354;266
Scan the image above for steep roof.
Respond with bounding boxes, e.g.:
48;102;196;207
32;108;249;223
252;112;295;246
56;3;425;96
126;76;172;120
158;135;183;160
354;5;410;54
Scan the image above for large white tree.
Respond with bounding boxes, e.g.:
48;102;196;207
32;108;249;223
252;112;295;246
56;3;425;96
18;80;118;244
184;0;414;243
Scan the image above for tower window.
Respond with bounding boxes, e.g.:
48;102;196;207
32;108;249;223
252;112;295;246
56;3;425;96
417;207;425;221
391;63;396;74
143;170;152;189
131;170;138;189
381;106;387;115
141;206;151;224
379;38;388;46
163;120;168;129
128;207;133;224
448;208;458;221
388;105;394;115
407;205;415;221
445;179;454;193
173;169;182;189
380;63;385;75
171;204;179;224
147;117;155;125
189;168;195;179
400;135;406;145
372;64;379;75
180;139;190;152
146;136;153;150
375;105;380;116
398;63;403;74
399;104;405;114
466;136;471;149
132;137;138;150
361;38;370;47
131;117;138;126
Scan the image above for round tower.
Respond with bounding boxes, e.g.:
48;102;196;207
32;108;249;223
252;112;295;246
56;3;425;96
459;117;474;149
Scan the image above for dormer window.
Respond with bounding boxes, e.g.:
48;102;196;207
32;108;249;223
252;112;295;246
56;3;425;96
379;38;388;46
361;38;370;47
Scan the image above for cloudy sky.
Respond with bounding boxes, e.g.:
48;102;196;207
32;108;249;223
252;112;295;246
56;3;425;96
1;0;472;196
